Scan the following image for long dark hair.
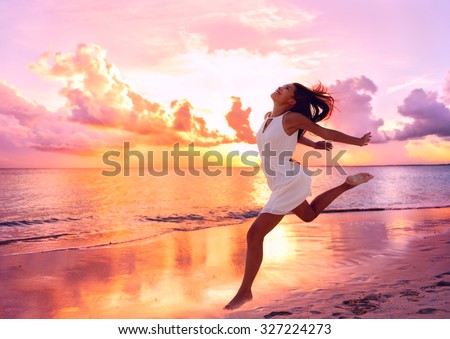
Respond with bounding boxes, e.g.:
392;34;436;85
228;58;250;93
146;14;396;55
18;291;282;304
291;82;335;140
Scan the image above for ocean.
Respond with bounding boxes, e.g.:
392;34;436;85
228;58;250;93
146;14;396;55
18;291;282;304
0;165;449;256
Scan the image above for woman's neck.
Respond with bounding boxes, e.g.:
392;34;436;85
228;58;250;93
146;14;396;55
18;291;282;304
271;104;291;117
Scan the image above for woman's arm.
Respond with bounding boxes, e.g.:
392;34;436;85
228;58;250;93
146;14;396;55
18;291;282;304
297;135;317;148
297;136;333;150
285;112;371;146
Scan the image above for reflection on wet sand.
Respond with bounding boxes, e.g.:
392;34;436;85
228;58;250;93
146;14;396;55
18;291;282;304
1;207;449;318
0;222;247;318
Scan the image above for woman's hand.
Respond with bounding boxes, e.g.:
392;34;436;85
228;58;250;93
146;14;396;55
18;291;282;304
359;132;372;146
314;141;333;150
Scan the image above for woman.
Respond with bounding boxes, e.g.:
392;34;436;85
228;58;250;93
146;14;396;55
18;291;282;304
224;82;373;310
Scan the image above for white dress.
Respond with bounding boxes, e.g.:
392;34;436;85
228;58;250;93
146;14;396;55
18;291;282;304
256;112;312;215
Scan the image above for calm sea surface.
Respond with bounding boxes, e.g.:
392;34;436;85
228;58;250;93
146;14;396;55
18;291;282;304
0;165;449;255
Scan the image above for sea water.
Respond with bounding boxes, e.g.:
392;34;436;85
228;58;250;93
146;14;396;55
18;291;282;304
0;165;449;255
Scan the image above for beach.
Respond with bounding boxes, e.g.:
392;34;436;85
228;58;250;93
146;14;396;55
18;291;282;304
1;206;449;319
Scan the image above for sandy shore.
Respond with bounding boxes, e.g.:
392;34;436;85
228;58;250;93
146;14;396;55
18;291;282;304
1;207;449;318
231;225;450;319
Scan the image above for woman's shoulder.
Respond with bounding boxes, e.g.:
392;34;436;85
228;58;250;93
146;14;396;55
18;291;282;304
283;111;313;133
284;111;308;121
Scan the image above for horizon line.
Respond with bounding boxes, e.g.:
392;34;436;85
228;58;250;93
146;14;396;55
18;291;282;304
1;163;449;170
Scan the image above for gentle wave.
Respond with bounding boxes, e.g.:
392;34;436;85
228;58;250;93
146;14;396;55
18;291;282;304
322;204;450;214
2;205;449;255
2;205;449;256
0;232;173;256
140;210;260;224
0;216;85;227
226;210;261;219
140;204;450;225
142;214;205;223
0;233;74;246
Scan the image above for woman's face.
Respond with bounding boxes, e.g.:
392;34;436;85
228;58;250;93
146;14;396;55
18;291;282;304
271;83;296;106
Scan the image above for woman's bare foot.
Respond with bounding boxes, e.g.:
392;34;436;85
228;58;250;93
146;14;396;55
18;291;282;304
345;173;374;187
224;290;253;310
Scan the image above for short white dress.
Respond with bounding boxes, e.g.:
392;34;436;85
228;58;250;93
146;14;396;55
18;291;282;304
256;111;312;215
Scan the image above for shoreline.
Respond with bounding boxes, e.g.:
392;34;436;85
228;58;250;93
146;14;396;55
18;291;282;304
1;207;449;318
2;204;450;258
1;163;449;170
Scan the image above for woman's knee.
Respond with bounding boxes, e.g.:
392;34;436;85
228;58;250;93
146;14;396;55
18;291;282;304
293;210;316;223
292;203;317;223
301;214;316;223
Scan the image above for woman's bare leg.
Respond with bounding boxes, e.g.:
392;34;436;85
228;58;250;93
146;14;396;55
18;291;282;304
224;212;284;310
292;172;374;222
224;173;373;310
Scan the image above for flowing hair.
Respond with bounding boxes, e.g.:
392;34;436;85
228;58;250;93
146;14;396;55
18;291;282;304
291;82;335;141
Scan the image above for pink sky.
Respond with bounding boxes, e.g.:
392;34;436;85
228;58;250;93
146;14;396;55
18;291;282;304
1;0;449;167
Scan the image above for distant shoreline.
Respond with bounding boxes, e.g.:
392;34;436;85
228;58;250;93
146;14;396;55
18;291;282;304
1;163;449;170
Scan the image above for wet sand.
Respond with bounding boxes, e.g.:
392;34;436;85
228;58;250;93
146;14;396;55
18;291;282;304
232;225;450;319
1;207;449;318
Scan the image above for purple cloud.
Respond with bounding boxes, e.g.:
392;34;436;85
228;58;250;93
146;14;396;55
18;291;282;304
327;75;387;143
394;88;450;141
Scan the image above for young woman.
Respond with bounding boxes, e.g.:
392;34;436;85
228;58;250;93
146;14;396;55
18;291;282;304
224;82;373;310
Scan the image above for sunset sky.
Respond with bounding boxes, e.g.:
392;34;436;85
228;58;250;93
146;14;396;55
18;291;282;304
1;0;449;168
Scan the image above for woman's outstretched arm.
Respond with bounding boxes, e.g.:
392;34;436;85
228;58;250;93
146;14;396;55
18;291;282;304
298;135;333;150
285;112;371;146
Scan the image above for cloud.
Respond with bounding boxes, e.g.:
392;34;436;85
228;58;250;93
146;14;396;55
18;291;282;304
386;76;427;95
28;43;256;148
170;99;233;146
0;81;47;127
0;81;138;156
327;76;387;143
0;112;30;142
0;78;253;156
2;42;261;159
225;97;256;143
442;70;450;106
171;100;193;132
6;38;450;162
236;5;316;30
30;44;169;133
324;72;450;143
394;88;450;141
